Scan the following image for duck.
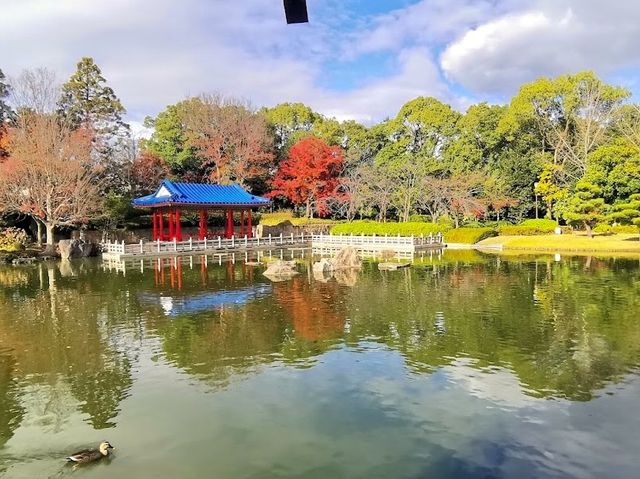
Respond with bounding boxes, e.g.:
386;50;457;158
66;441;114;464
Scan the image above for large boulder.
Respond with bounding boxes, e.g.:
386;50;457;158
263;260;299;282
330;246;361;270
58;239;98;260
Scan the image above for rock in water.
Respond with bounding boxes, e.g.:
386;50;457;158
58;239;98;260
330;247;361;270
312;258;332;273
263;260;299;281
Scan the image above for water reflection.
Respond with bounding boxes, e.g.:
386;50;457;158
0;252;639;477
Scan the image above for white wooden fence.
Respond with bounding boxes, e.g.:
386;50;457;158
102;233;309;259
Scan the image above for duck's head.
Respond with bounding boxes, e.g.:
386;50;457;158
99;441;114;455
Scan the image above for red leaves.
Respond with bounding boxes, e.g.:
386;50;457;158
269;137;344;217
131;152;170;192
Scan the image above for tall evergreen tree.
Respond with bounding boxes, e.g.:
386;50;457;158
57;57;128;135
57;57;131;192
0;68;14;159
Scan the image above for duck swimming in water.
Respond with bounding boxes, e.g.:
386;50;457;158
66;441;114;464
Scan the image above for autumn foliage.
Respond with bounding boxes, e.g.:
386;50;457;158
269;137;344;218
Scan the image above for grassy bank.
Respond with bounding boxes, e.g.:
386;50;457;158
477;234;640;253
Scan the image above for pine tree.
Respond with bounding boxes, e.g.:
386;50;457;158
57;57;131;192
0;68;14;159
563;181;607;237
609;194;640;238
57;57;128;134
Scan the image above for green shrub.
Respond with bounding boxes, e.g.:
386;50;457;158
498;219;558;236
408;214;430;222
594;223;613;234
444;227;497;244
261;211;337;227
612;224;640;234
0;227;29;252
330;221;447;236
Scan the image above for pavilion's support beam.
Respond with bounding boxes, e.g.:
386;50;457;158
169;208;175;240
159;209;164;241
248;209;253;238
225;209;234;239
175;208;182;241
152;210;158;241
199;209;208;240
240;210;245;237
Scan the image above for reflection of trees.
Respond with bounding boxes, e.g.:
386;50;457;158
0;352;24;447
345;257;640;400
0;262;137;431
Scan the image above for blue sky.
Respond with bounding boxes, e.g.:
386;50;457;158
2;0;640;131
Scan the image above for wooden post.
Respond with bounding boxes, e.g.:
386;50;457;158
159;209;164;241
248;209;252;238
240;210;245;237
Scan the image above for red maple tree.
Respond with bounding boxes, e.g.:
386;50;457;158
269;137;344;218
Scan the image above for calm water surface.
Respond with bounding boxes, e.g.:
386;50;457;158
1;251;639;478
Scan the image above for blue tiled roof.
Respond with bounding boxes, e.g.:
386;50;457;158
132;180;271;208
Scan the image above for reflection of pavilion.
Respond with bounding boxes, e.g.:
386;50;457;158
138;284;272;317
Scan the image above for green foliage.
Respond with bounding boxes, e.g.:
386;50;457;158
563;181;607;235
444;227;497;244
498;219;558;236
57;57;128;134
143;101;200;169
331;221;446;236
608;194;640;232
259;211;336;227
0;227;29;251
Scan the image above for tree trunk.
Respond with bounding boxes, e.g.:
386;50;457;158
45;222;55;246
546;200;553;219
35;219;43;247
584;221;593;238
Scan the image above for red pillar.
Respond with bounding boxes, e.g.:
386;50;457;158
225;209;234;239
152;210;157;240
159;209;164;241
248;209;253;238
175;208;182;241
168;208;174;240
240;210;245;237
199;209;207;240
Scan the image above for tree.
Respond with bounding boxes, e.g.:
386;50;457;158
422;175;486;227
57;57;128;134
535;161;568;220
130;152;170;195
9;67;59;114
0;68;14;160
57;57;130;188
609;194;640;238
0;113;103;246
269;137;343;218
563;181;607;237
501;72;629;183
181;94;274;188
260;102;318;157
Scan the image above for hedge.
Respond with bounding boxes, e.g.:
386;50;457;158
595;224;640;234
260;211;337;227
498;219;558;236
444;227;497;244
330;221;446;236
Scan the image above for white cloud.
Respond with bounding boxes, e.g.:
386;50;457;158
440;0;640;94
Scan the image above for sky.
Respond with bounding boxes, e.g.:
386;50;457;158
2;0;640;132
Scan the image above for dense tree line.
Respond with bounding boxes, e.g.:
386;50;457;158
1;59;640;242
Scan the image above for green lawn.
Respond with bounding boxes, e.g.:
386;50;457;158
477;233;640;253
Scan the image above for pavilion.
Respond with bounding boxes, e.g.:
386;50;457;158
132;180;270;241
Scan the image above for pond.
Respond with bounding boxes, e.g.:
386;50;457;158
0;251;639;478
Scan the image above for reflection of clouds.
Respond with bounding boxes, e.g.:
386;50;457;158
443;357;540;409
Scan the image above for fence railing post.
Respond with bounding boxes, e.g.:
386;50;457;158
157;238;160;252
269;234;272;245
189;237;193;251
232;235;235;248
204;237;207;249
173;238;177;251
218;236;221;248
280;233;283;244
121;240;125;254
140;239;144;253
245;234;248;247
291;232;294;244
